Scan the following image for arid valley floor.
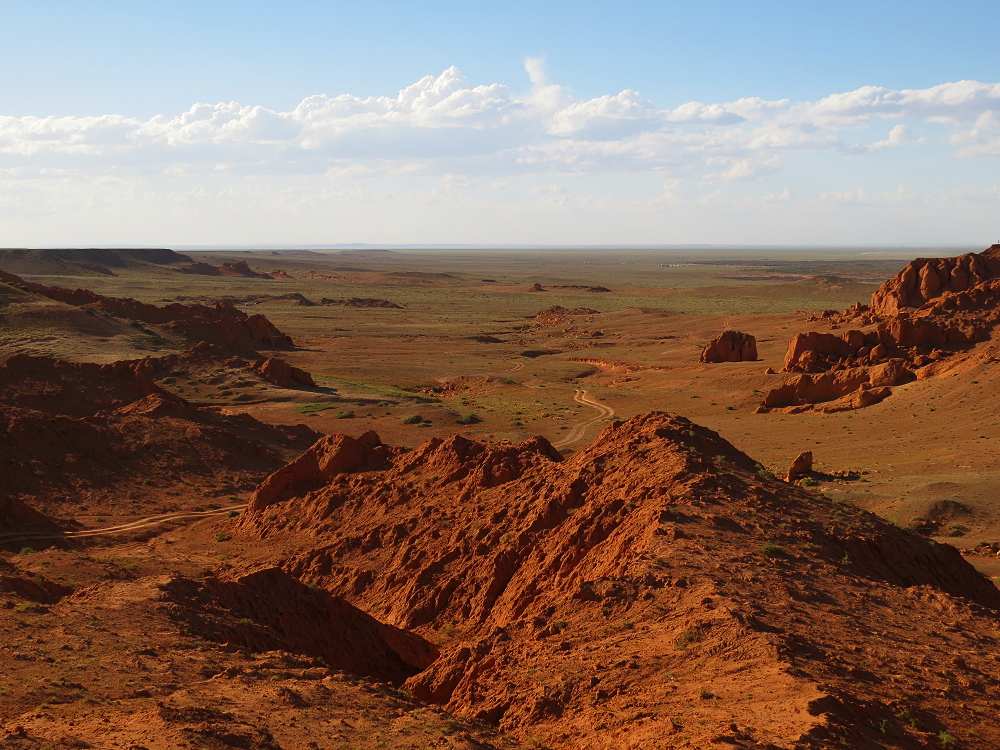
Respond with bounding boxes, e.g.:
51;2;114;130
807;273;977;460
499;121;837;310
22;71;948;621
2;244;1000;749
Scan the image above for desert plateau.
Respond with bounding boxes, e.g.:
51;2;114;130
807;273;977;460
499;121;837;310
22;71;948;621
1;243;999;749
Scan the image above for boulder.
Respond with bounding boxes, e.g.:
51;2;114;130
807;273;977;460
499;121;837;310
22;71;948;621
700;330;758;363
247;358;315;388
786;451;813;482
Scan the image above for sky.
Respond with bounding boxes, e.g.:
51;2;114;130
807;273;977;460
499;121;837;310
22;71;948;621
3;0;1000;247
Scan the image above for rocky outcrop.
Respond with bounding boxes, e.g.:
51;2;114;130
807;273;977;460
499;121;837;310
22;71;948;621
162;568;437;684
870;244;1000;315
771;245;1000;410
247;358;316;388
0;493;64;538
0;353;168;417
533;306;599;325
783;319;986;374
178;261;222;276
220;261;272;279
758;360;913;413
247;433;386;512
179;260;272;279
0;352;318;512
0;270;293;354
320;298;404;309
270;269;294;279
786;451;813;482
699;330;757;362
236;412;1000;748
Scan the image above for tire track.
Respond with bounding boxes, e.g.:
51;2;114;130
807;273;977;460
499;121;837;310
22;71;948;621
553;389;616;449
0;504;246;546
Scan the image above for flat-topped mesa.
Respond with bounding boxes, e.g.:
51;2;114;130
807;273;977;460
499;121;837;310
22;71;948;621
700;330;757;363
870;244;1000;316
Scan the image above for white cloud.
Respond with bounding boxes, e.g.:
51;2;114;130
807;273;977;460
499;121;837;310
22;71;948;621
3;68;1000;245
523;56;548;87
3;70;996;182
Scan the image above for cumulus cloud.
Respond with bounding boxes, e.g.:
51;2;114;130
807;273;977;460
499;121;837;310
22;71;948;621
3;69;998;184
3;68;1000;245
523;57;548;87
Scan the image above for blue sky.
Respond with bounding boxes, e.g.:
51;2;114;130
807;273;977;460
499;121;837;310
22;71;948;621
3;0;1000;246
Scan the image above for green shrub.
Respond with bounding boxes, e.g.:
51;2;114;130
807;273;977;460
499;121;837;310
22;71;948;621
761;542;786;558
456;413;481;425
675;626;704;650
800;477;819;487
18;547;35;555
402;414;423;424
335;410;355;419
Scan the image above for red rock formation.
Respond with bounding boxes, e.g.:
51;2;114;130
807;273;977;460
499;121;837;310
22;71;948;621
247;434;382;511
699;330;758;362
532;306;599;325
0;492;64;537
162;568;437;684
179;260;272;279
0;353;317;513
759;360;913;413
0;270;294;354
320;297;404;308
219;260;272;279
870;244;1000;315
786;451;813;482
236;412;1000;748
270;269;294;280
771;245;1000;410
178;261;222;276
0;353;168;417
247;357;316;388
0;564;72;602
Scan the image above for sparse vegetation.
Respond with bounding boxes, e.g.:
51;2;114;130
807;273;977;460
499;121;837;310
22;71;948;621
675;626;705;650
760;542;786;558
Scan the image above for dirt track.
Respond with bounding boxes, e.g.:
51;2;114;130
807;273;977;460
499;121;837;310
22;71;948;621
553;389;616;448
0;504;246;545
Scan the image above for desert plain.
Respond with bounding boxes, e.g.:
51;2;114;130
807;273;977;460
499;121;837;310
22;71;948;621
2;244;1000;749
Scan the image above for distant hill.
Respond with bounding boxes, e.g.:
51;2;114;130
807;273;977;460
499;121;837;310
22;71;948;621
0;248;192;276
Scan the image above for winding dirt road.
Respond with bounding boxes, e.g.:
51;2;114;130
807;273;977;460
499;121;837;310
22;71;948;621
0;504;246;546
553;389;616;449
